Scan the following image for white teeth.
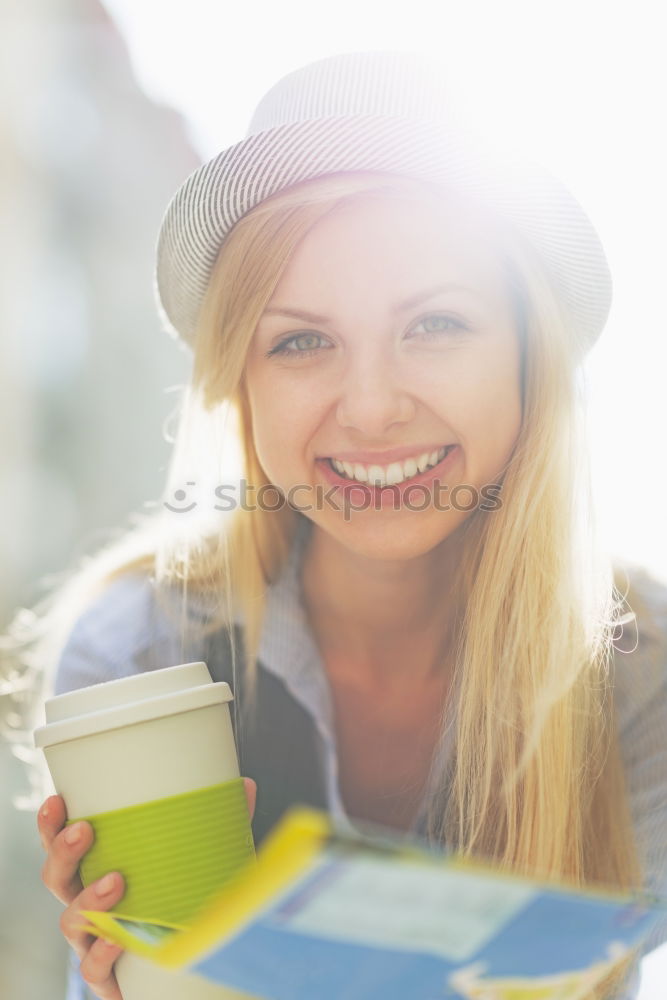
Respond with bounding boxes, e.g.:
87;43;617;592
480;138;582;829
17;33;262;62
367;464;386;486
402;457;418;479
385;462;404;485
330;446;452;486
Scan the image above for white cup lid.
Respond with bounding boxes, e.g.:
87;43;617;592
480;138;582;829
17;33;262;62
45;662;214;723
35;662;233;749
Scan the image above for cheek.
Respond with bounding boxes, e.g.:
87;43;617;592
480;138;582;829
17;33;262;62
248;396;315;489
245;375;283;481
435;342;521;462
467;367;522;473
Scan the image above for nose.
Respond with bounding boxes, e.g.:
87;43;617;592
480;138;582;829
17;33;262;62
335;347;416;437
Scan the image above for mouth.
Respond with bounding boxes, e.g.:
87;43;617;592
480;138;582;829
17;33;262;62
318;444;458;489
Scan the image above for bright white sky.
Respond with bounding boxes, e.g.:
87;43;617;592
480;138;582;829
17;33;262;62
103;0;667;583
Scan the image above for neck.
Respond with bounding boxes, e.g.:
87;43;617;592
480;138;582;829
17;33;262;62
300;525;464;686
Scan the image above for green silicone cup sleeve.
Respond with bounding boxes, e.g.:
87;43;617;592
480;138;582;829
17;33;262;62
68;778;255;926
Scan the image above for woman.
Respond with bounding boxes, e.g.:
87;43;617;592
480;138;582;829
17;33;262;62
4;52;666;999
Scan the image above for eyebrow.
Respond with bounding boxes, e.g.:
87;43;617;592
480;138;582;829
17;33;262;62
261;283;478;324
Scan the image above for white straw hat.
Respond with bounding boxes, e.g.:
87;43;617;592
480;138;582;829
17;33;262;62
155;50;612;355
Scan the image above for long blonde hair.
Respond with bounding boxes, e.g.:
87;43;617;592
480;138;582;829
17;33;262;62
2;171;644;996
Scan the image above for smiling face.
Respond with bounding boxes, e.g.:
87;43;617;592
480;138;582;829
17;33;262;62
243;188;523;562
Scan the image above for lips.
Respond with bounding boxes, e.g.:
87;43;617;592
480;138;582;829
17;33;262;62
316;444;460;501
320;442;455;466
328;445;454;486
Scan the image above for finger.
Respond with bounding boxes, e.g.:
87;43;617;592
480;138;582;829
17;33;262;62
37;795;68;852
60;871;125;960
243;777;257;820
78;937;124;1000
41;820;94;905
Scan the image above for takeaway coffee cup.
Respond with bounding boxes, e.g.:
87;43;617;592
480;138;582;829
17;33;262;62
34;661;256;999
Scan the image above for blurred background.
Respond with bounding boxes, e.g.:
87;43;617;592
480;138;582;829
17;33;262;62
0;0;665;997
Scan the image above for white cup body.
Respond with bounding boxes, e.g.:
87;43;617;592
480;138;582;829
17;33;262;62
43;701;239;817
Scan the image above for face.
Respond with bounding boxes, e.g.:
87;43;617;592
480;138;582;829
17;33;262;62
243;188;523;562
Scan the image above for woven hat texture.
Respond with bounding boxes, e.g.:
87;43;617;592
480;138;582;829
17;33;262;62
155;51;611;354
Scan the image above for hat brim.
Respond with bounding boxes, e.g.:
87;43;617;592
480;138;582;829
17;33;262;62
155;114;611;353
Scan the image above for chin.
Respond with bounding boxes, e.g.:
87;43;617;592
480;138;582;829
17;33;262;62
319;510;463;562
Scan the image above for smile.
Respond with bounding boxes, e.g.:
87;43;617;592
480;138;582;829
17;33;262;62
327;445;455;487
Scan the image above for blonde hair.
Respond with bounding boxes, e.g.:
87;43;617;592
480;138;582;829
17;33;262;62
1;171;644;996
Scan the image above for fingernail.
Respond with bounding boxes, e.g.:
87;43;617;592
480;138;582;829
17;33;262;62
96;874;116;897
40;802;49;819
64;823;83;845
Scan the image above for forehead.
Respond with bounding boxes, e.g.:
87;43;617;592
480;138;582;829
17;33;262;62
275;190;511;301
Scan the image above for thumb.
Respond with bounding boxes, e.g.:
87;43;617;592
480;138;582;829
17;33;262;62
242;777;257;821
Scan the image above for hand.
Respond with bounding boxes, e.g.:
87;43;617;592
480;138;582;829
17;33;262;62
38;778;258;1000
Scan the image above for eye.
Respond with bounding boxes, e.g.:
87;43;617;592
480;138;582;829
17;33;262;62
409;313;469;339
264;331;330;359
